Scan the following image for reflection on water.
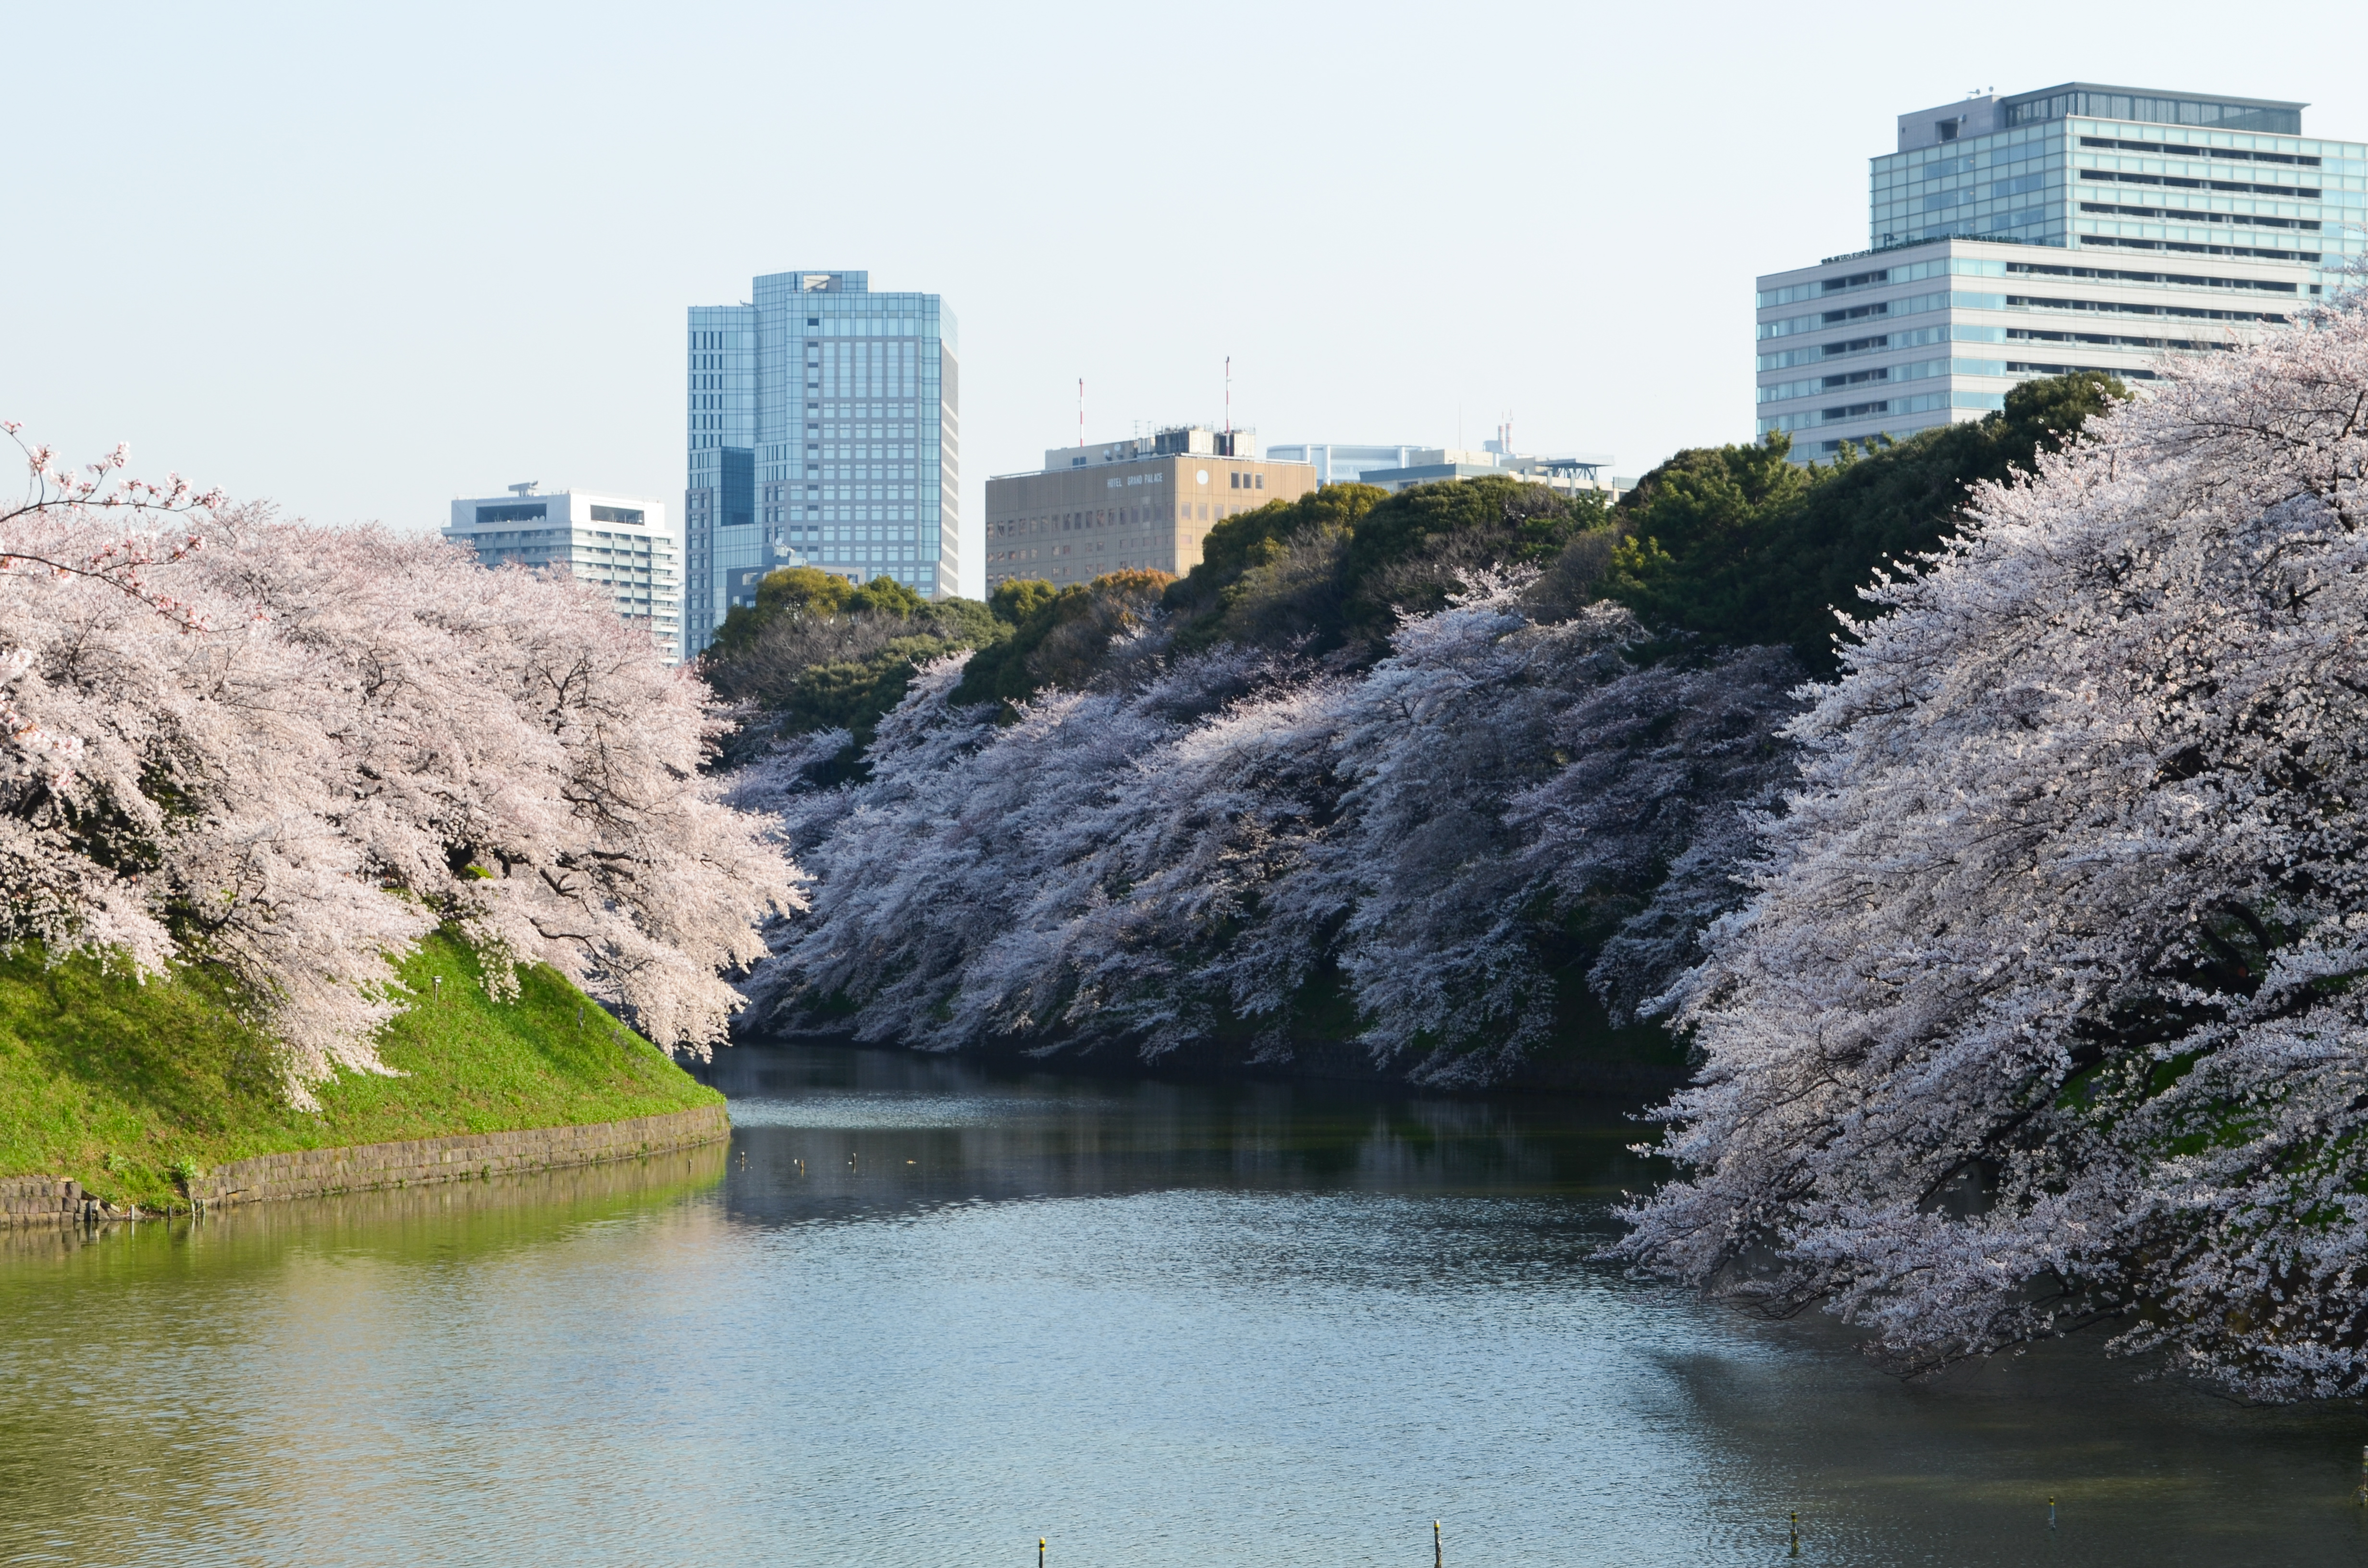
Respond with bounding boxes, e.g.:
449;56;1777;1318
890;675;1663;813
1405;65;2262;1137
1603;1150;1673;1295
2;1045;2364;1568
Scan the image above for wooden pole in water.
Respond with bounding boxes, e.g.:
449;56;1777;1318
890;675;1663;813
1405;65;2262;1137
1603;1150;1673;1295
2358;1446;2367;1505
2048;1494;2057;1530
1789;1511;1800;1556
1432;1519;1441;1568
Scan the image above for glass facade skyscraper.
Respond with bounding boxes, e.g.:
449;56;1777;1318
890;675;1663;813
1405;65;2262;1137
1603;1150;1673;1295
684;270;958;654
1757;83;2367;461
1868;83;2359;285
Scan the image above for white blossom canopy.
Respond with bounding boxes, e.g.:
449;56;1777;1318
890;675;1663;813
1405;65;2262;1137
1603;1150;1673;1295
1617;295;2368;1400
2;462;801;1103
734;586;1797;1085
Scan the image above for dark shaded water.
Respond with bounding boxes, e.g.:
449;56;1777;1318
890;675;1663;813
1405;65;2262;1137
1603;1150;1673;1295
4;1043;2365;1566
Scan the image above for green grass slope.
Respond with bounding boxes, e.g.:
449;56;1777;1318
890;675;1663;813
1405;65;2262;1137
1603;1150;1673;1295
0;927;721;1211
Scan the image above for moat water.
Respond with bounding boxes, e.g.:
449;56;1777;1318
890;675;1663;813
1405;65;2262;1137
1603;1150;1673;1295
4;1043;2365;1566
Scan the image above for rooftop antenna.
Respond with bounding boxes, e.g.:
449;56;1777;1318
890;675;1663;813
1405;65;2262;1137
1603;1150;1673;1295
1078;378;1084;448
507;481;538;496
1225;355;1232;436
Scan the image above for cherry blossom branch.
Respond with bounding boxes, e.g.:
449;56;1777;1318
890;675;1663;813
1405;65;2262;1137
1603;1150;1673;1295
2;420;228;630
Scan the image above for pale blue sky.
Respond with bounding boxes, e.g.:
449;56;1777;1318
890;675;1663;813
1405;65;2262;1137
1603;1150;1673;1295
5;1;2363;599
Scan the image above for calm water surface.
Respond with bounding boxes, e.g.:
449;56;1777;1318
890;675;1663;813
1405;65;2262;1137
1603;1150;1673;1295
4;1044;2366;1567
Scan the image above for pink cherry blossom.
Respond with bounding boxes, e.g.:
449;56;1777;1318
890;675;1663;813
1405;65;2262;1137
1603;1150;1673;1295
1615;290;2368;1400
3;423;804;1105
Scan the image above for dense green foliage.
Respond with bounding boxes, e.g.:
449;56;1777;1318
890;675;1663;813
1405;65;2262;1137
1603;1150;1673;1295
707;567;931;655
703;566;1007;751
1162;478;1609;660
708;379;2123;775
1601;372;2125;670
923;383;2119;715
953;476;1616;713
0;928;719;1209
948;569;1176;709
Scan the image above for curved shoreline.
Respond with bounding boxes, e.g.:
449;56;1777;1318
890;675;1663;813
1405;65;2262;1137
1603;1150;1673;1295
0;1103;730;1225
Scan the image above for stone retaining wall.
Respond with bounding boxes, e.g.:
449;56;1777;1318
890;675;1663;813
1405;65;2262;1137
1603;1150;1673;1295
0;1102;730;1225
0;1176;95;1225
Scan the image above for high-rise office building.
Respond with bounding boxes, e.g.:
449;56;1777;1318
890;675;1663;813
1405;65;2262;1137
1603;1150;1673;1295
983;427;1315;593
444;485;681;662
684;270;957;654
1756;83;2367;460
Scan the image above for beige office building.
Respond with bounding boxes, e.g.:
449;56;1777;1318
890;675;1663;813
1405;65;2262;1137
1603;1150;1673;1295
983;427;1318;591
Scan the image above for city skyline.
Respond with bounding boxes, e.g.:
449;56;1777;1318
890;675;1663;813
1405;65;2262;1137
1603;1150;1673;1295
7;6;2368;600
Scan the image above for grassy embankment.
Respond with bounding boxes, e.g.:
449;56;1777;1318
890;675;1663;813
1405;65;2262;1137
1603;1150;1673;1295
0;927;721;1211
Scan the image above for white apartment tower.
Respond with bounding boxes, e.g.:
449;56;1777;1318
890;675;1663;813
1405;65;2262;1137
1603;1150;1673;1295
444;486;682;662
1756;83;2367;460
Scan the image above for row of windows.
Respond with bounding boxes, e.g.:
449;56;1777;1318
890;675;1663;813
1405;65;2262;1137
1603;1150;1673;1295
1756;300;2293;377
2079;135;2320;167
1760;356;2011;404
987;501;1245;538
1759;254;2051;308
2012;261;2297;293
1876;162;2059;198
2079;167;2321;199
2010;328;2232;353
2006;292;2289;322
1760;270;2301;343
1758;323;1967;370
771;524;927;542
2080;232;2323;265
1879;203;2055;234
1758;389;2006;435
2080;201;2319;231
788;318;940;340
469;533;668;552
1760;333;2248;406
1759;290;1958;339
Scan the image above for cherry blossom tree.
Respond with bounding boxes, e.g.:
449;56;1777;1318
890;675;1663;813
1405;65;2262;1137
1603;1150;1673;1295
1616;295;2368;1399
738;580;1799;1082
3;426;801;1102
1307;592;1800;1083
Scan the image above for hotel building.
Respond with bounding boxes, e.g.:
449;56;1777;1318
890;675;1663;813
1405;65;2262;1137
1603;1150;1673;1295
1756;83;2368;460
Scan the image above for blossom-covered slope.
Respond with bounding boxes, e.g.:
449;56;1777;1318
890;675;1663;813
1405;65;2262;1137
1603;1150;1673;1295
1616;294;2368;1400
727;380;2126;1090
2;436;800;1103
730;588;1799;1085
